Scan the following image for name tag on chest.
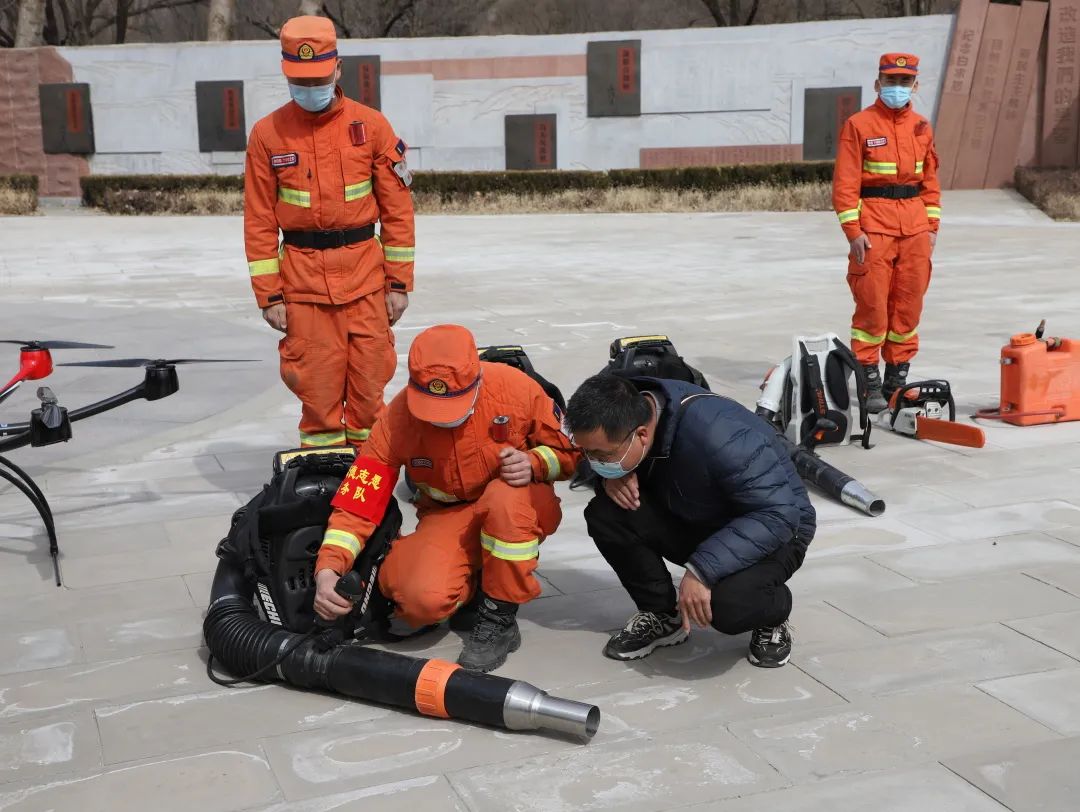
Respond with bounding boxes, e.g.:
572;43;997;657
270;152;298;168
865;137;888;148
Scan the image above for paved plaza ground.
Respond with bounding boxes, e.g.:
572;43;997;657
1;191;1078;810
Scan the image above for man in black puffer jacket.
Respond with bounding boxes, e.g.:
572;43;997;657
565;373;816;668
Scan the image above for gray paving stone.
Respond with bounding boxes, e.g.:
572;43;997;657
0;575;194;625
249;776;469;812
1046;525;1080;546
184;569;216;606
827;573;1080;636
945;736;1080;812
503;623;643;690
944;442;1080;479
978;669;1080;736
898;500;1080;542
800;624;1073;698
96;684;391;765
0;710;100;787
789;557;915;599
448;727;787;812
77;607;205;662
163;513;240;549
519;587;638;633
0;747;279;812
924;469;1080;509
1023;562;1080;598
34;521;172;560
260;712;594;802
863;684;1062;758
582;662;845;736
0;625;82;676
60;542;224;588
869;534;1080;582
0;647;207;722
691;764;1009;811
798;517;949;558
1006;609;1080;660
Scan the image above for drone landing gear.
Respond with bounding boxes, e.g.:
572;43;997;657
0;455;60;586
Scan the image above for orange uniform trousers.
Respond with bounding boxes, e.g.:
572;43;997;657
279;289;398;448
847;231;932;365
378;479;562;628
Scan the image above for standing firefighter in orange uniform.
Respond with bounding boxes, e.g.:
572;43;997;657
312;325;579;673
244;16;415;449
833;52;941;413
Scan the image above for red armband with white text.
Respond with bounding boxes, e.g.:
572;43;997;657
330;458;399;522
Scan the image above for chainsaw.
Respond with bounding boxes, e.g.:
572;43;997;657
878;379;985;448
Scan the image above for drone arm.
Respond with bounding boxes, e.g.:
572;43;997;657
0;379;22;406
66;383;146;423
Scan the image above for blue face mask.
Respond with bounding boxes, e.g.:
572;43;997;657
588;432;644;479
879;85;913;110
289;82;336;113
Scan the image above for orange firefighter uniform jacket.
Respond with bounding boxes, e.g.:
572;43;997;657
316;362;579;576
832;97;941;242
243;87;415;308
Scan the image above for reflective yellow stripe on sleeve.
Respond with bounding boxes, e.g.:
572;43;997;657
837;208;862;224
531;446;560;481
344;179;372;202
248;258;280;277
416;482;461;504
851;328;886;345
915;161;924;174
278;187;311;208
383;245;415;263
863;160;898;175
480;532;540;562
322;529;362;558
925;205;941;220
346;428;371;443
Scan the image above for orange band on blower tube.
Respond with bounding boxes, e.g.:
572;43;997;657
414;659;461;718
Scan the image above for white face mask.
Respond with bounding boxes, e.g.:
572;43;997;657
429;388;480;429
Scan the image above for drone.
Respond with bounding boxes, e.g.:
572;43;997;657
1;339;255;586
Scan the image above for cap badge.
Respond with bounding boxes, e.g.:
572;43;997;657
895;56;907;67
298;43;315;60
428;379;448;395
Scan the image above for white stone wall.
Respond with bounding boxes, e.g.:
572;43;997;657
60;14;954;175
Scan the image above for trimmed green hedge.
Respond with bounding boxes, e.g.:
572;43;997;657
82;161;836;209
0;174;39;192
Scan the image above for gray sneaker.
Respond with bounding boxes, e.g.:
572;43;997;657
602;611;688;660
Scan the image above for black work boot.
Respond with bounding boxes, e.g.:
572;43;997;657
862;364;888;414
448;589;482;633
882;362;910;405
457;594;521;672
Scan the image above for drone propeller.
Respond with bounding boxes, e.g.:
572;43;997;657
58;357;258;368
0;339;114;350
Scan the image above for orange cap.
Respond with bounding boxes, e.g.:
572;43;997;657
879;53;919;76
407;325;482;424
280;16;338;80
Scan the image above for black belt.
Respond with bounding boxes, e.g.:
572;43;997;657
860;185;920;200
282;224;375;250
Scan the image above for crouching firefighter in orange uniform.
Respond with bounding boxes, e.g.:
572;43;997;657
311;325;580;672
833;52;941;413
244;15;415;449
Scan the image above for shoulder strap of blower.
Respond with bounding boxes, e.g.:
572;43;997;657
830;337;872;449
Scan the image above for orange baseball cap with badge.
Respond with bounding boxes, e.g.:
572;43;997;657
280;16;339;80
407;325;483;424
879;52;919;76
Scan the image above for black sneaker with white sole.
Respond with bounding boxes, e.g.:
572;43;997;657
603;611;688;661
748;620;792;668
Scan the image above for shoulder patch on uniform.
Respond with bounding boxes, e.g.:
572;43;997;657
392;159;413;188
409;457;433;469
270;152;299;168
394;138;407;158
865;137;888;148
914;120;929;136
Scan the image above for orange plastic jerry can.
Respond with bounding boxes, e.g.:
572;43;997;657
994;327;1080;426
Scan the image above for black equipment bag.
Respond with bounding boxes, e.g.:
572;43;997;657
604;335;710;390
479;344;567;410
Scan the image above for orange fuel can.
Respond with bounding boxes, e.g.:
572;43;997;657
995;332;1080;426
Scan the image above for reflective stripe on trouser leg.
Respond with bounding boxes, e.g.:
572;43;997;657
477;480;562;604
846;233;896;366
280;301;350;447
345;291;397;449
883;231;932;365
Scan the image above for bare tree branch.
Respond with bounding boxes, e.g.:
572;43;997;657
319;1;351;38
697;0;729;26
381;0;417;37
